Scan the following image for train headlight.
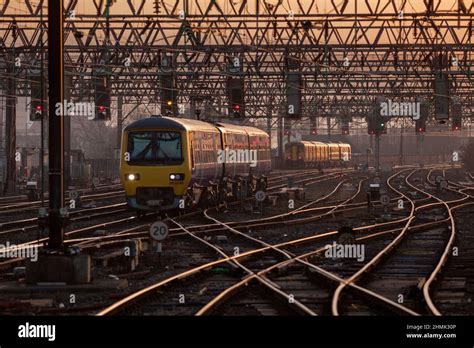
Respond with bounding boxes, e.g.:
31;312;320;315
169;173;184;181
126;173;140;181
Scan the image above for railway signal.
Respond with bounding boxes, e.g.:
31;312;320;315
160;73;177;115
227;77;245;118
452;117;462;131
286;72;302;119
96;105;106;119
375;98;388;135
415;100;429;134
33;105;43;120
377;119;386;134
286;55;302;119
341;120;350;135
94;74;111;120
415;121;426;134
374;97;386;135
29;72;46;121
367;97;387;135
367;115;377;135
451;100;462;131
367;113;386;135
310;117;317;135
433;53;450;120
434;76;450;120
232;103;242;118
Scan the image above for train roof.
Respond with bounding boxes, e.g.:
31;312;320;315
124;116;219;133
215;122;247;135
216;122;269;137
309;141;330;146
238;125;269;137
287;141;351;147
124;116;270;138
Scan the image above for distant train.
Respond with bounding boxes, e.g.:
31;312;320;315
284;141;352;168
120;116;271;214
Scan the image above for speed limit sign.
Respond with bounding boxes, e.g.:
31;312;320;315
69;190;78;200
149;221;169;241
255;190;266;202
380;194;390;206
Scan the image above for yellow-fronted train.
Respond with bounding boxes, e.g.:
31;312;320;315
120;115;271;216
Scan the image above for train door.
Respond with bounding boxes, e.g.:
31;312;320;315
189;132;195;172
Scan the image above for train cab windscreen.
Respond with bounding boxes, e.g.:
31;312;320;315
127;131;183;165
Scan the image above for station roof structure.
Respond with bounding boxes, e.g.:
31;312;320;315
0;0;472;121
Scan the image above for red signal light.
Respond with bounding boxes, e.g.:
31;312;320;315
310;129;317;135
233;104;240;111
35;105;42;111
98;105;105;111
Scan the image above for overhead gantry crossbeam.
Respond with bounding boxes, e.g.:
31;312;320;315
0;0;472;120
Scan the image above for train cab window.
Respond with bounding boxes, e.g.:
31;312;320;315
127;131;183;165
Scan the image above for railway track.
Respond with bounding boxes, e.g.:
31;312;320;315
332;168;471;316
0;169;338;238
0;168;351;271
433;203;474;315
95;220;417;316
1;166;471;317
94;166;472;316
0;184;123;209
0;189;125;217
93;171;406;315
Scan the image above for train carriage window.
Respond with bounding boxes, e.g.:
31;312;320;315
203;134;207;164
201;133;207;163
194;136;200;164
190;138;195;168
209;132;214;163
204;135;208;162
201;133;205;164
199;134;204;164
205;133;210;163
